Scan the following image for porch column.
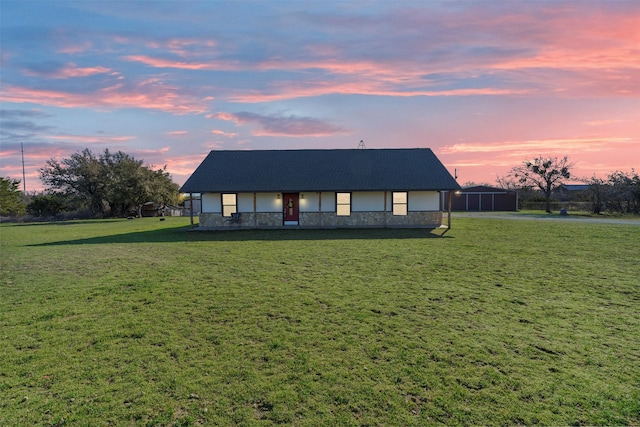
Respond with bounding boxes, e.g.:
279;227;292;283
447;190;452;229
253;192;257;228
318;192;322;227
189;192;194;226
383;191;387;227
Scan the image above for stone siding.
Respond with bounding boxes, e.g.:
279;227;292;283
200;211;442;229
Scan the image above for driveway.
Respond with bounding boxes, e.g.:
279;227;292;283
448;211;640;226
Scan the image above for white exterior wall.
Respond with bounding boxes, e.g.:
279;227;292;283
352;192;385;211
256;193;282;212
409;191;440;211
298;192;318;212
202;193;221;213
237;193;254;212
294;192;336;212
201;191;441;213
320;192;335;212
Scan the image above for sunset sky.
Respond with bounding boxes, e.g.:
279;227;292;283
1;1;639;192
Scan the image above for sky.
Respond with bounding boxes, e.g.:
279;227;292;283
1;0;639;192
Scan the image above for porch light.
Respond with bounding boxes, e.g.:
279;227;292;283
277;193;280;199
301;193;304;199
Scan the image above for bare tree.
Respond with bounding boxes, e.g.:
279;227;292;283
495;175;521;191
509;156;573;213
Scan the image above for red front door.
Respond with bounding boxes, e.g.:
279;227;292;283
283;193;299;223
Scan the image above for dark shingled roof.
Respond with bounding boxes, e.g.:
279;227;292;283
180;148;461;193
461;185;515;193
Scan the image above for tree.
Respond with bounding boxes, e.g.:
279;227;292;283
0;177;26;216
607;169;640;214
40;148;180;217
27;193;68;217
584;175;607;214
495;175;522;191
584;170;640;215
509;156;573;213
40;148;108;215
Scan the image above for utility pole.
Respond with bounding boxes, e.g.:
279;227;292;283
21;142;26;193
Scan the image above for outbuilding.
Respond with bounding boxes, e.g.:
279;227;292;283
180;148;460;229
442;185;518;211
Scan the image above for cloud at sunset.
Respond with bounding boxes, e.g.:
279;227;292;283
0;1;638;191
1;82;209;115
214;112;350;137
23;63;112;79
48;134;137;144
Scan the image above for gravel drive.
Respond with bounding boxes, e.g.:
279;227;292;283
448;211;640;226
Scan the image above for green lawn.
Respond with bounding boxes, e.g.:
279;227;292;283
1;217;639;426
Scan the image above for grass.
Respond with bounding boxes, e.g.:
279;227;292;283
1;217;639;426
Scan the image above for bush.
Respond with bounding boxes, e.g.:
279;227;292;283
27;193;67;217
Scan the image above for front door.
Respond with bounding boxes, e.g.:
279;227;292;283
283;193;299;225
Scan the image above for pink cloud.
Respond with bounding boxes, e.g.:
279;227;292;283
212;111;350;137
124;55;216;70
118;5;640;103
57;41;93;54
202;141;225;151
48;134;137;144
124;52;532;102
1;82;209;115
228;79;530;103
167;130;189;136
210;112;238;122
162;153;214;177
436;132;639;185
440;137;634;155
134;146;171;156
141;37;217;58
211;129;238;138
583;119;627;127
23;63;112;79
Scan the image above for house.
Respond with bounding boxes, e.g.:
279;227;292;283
179;148;460;229
556;184;590;202
442;185;518;211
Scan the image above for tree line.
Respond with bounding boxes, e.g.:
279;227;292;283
1;151;638;219
498;156;639;214
584;170;640;214
1;148;180;219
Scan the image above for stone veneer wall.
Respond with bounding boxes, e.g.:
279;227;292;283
305;211;442;228
200;211;442;229
199;212;281;228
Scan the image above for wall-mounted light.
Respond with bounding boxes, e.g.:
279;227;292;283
300;193;305;199
276;193;280;199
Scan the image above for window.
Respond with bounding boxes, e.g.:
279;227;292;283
392;192;407;215
336;192;351;216
221;193;237;217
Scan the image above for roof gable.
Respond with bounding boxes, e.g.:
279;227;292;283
180;148;460;193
